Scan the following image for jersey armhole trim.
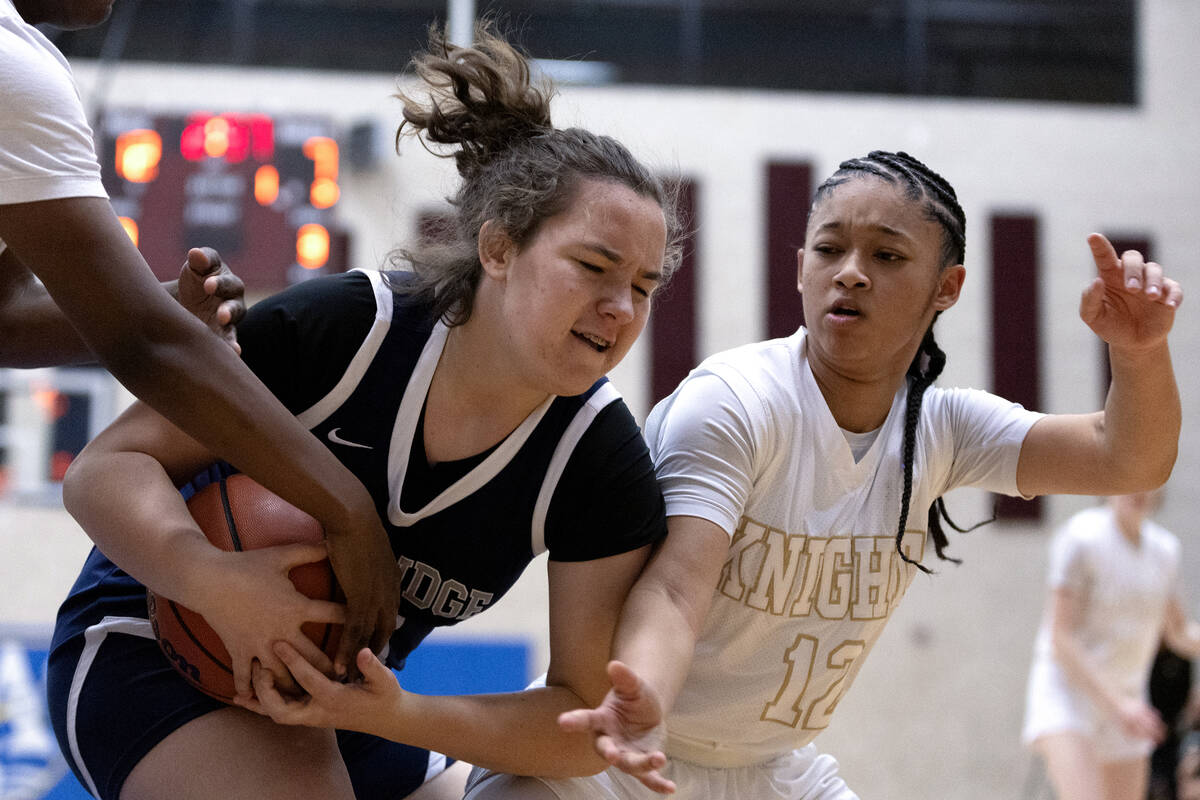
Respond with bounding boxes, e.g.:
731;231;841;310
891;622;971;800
530;382;621;556
296;269;394;429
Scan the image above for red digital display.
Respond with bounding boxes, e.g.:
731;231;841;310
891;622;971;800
98;109;348;291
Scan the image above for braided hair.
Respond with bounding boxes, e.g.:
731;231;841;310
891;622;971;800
813;151;981;572
386;21;683;325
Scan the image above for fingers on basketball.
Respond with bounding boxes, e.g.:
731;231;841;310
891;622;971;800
147;473;343;703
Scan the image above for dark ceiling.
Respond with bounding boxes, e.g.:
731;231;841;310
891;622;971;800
48;0;1137;103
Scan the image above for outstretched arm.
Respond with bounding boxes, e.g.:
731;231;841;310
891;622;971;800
0;245;244;366
243;546;655;778
0;197;398;674
558;515;729;793
1016;233;1181;497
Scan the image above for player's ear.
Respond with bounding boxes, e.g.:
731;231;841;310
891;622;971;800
478;220;515;279
933;263;966;311
796;248;805;294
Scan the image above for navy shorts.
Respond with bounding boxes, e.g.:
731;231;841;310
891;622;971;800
46;548;452;800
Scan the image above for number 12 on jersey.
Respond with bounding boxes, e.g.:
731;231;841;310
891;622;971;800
762;636;866;729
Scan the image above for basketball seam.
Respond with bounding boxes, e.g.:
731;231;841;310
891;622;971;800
219;477;243;551
167;599;234;676
152;476;342;699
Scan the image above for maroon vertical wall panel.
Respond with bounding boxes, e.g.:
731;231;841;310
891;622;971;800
766;162;812;340
991;215;1043;521
1100;237;1152;405
650;178;698;405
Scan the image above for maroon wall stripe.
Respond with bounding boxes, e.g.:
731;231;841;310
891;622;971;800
766;162;812;339
650;178;698;404
990;214;1043;521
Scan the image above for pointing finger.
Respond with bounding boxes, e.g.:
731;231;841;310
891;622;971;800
1086;232;1120;279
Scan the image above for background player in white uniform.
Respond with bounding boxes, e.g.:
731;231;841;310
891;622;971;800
51;23;684;800
1022;490;1200;800
1;1;402;668
465;150;1185;799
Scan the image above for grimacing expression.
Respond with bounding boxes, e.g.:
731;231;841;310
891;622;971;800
799;175;963;384
485;178;668;397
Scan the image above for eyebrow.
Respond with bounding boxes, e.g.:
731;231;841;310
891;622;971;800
582;242;663;282
815;221;911;239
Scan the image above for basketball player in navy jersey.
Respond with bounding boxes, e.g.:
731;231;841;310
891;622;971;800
46;22;684;800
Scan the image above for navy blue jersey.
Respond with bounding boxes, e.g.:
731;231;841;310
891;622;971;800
46;269;665;799
239;269;666;664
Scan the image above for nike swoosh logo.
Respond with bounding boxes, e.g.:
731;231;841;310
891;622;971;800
327;427;373;450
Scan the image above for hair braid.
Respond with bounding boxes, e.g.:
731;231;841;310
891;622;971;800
894;327;948;573
894;321;995;570
813;150;982;570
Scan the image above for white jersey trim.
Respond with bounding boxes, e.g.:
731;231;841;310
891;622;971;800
386;317;554;526
529;381;622;556
296;269;393;428
67;616;155;799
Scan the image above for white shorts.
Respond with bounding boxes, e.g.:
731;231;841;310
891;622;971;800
1022;658;1153;763
465;744;858;800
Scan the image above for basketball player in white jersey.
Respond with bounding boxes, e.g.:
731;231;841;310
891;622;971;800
1023;489;1200;800
465;150;1184;799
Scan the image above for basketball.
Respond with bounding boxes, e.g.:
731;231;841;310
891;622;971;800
146;473;342;703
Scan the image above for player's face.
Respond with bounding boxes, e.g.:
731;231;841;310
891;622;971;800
799;175;964;388
490;178;667;397
14;0;114;28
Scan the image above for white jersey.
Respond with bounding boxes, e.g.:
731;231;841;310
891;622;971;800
644;328;1042;767
0;0;106;250
1031;506;1180;696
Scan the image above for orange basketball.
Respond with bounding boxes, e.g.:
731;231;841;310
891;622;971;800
147;473;342;703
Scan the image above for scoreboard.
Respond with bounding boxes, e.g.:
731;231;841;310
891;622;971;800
97;109;349;290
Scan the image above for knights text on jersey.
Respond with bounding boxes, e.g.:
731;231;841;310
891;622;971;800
644;328;1043;766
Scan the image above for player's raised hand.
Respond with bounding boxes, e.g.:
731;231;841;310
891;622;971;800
1079;233;1182;353
170;247;246;353
558;660;675;794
